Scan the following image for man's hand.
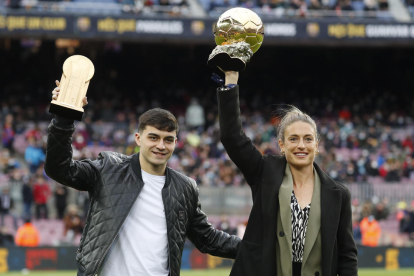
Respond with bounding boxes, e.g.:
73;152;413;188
52;80;88;107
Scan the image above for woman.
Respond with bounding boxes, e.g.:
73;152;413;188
217;71;358;276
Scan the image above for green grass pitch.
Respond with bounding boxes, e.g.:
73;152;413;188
2;269;414;275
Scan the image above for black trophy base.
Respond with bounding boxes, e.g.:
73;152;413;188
49;102;83;121
208;52;246;72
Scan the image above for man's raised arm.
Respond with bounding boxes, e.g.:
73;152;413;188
45;80;101;191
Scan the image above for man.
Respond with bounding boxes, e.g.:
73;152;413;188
0;188;17;230
33;175;51;219
46;81;240;276
15;217;40;247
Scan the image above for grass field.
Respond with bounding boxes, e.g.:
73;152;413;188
2;269;414;275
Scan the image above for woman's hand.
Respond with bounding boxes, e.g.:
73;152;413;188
218;67;239;86
224;71;239;86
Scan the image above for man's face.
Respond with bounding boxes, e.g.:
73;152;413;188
135;126;177;171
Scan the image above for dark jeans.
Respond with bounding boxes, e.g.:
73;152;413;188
56;206;65;220
35;204;48;219
23;202;32;218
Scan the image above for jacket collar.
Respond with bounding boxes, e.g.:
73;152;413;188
131;153;171;188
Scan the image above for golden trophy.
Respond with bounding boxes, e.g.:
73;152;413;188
49;55;94;121
208;7;264;72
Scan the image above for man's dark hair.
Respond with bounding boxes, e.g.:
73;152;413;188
138;108;179;135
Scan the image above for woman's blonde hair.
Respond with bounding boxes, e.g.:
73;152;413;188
277;106;319;143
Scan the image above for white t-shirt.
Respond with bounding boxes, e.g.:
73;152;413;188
99;170;169;276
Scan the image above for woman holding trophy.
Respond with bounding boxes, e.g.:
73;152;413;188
210;8;358;276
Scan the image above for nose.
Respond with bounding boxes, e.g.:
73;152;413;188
298;138;305;149
156;140;166;150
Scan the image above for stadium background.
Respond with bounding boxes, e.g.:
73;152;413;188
1;0;414;274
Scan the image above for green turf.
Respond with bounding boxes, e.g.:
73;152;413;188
2;269;414;275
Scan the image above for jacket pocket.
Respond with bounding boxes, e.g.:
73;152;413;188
230;240;262;276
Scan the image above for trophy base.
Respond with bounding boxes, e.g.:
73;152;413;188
49;101;84;121
208;52;246;72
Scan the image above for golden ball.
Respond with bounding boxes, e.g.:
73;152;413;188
213;7;264;53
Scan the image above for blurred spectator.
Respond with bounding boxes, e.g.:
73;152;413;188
396;200;409;233
2;114;15;153
360;215;381;247
24;137;45;173
373;201;389;221
378;0;388;10
22;178;33;219
405;201;414;240
236;220;247;239
216;213;236;235
352;218;362;243
364;0;377;10
0;188;17;230
360;201;373;220
9;169;27;205
33;176;51;219
185;98;205;131
63;204;84;243
15;217;40;247
0;226;14;246
55;185;68;220
308;0;322;10
336;0;353;10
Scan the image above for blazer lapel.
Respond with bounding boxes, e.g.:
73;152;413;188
279;164;293;257
302;168;321;267
316;164;341;276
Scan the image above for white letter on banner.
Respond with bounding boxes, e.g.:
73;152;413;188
135;20;183;34
366;25;409;38
264;23;296;37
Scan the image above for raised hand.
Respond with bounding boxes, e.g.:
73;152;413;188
52;80;88;107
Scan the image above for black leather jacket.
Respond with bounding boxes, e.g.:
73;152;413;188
45;119;240;276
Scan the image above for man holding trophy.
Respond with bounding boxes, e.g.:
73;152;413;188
45;55;240;276
212;7;358;276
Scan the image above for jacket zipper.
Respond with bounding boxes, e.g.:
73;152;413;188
161;188;172;275
92;183;145;276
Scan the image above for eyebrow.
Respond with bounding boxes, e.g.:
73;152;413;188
147;133;176;139
288;134;314;137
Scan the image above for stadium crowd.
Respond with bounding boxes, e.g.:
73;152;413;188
204;0;391;18
1;0;189;17
1;41;414;246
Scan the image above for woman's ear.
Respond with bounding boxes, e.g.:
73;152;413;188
278;139;284;153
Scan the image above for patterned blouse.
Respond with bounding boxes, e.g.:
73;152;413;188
291;190;311;263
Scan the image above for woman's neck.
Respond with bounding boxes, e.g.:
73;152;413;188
289;164;314;189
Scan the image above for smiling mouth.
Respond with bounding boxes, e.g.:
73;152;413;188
153;152;167;157
294;153;308;157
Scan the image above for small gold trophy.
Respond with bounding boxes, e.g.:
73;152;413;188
49;55;94;121
208;8;264;72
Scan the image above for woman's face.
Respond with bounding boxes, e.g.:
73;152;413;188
279;121;319;169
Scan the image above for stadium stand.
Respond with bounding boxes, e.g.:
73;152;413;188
1;40;414;246
0;0;190;17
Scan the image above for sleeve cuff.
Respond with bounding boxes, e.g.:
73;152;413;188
53;115;75;128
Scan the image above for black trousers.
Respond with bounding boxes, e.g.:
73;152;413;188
292;262;302;276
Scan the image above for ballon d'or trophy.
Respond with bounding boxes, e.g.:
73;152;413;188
49;55;95;121
208;7;264;72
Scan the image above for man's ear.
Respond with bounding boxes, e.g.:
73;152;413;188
135;132;141;147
